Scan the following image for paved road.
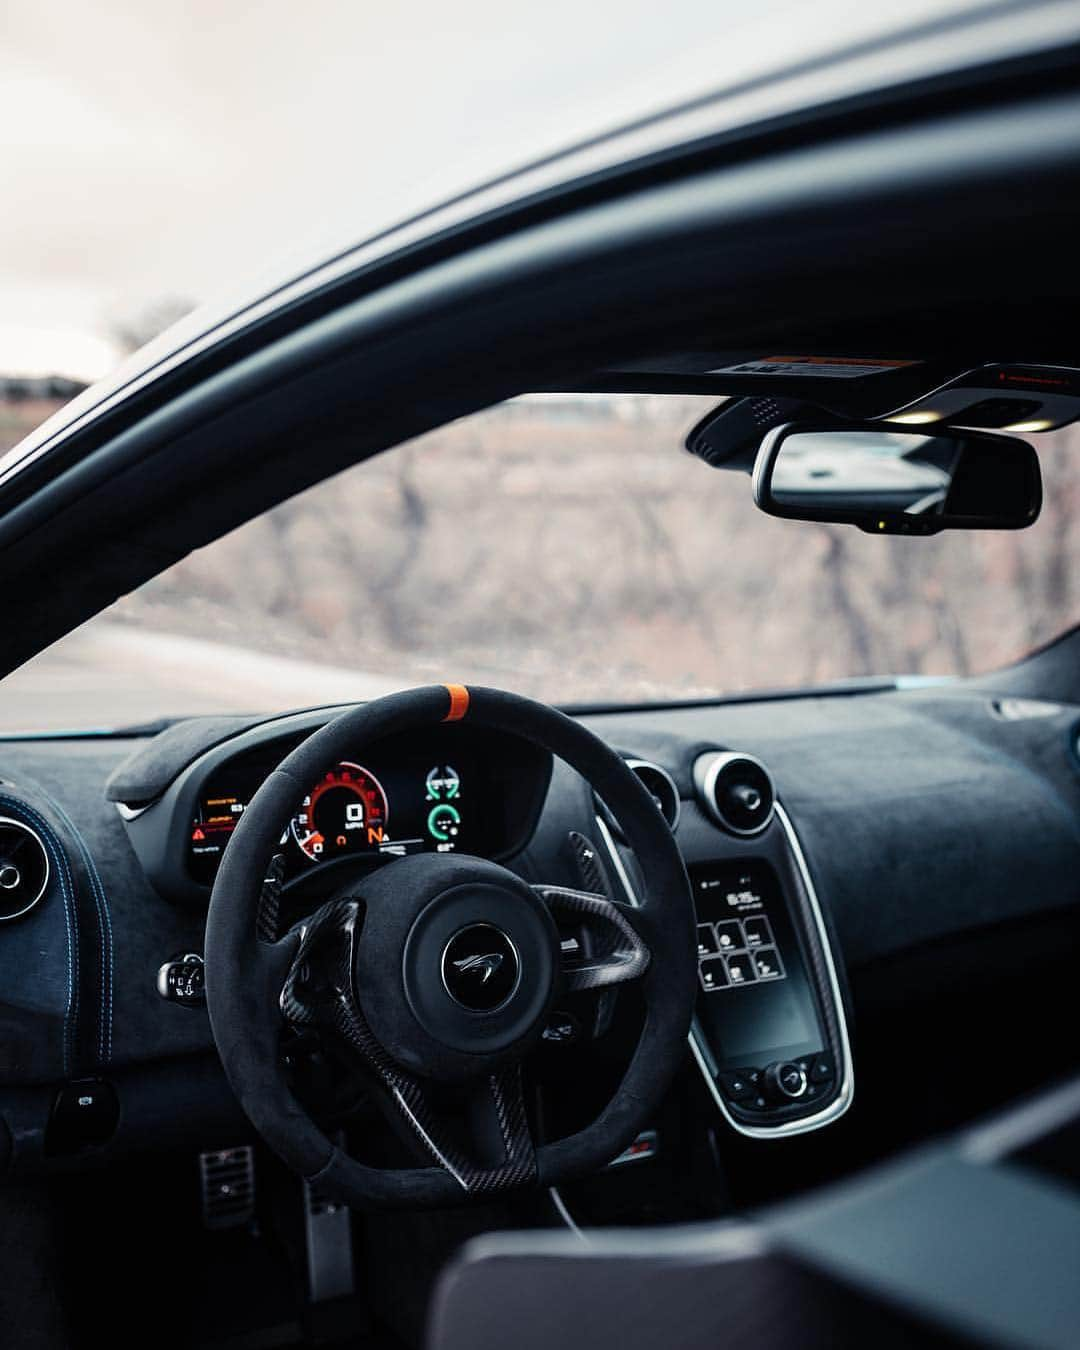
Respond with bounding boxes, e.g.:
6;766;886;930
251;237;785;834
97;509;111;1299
0;623;406;733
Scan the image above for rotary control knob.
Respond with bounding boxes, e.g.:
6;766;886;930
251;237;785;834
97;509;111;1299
763;1060;807;1103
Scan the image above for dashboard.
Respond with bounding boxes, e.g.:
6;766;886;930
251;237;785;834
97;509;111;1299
0;676;1077;1188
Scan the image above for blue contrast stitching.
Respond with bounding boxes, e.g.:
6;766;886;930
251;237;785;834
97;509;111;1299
0;796;79;1075
89;851;114;1062
36;793;114;1064
40;797;113;1062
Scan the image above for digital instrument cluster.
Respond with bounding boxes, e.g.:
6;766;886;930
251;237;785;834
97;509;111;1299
189;751;481;884
172;718;556;896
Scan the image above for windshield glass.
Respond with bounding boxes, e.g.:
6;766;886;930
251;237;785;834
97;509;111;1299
3;394;1077;732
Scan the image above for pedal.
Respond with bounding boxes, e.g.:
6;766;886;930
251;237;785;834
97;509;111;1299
199;1145;255;1230
303;1172;355;1303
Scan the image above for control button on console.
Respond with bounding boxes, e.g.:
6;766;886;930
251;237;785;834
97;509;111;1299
698;957;728;993
763;1060;808;1102
810;1052;835;1083
47;1079;120;1155
724;952;756;986
696;924;719;958
741;916;774;948
751;946;784;980
718;1071;754;1101
714;921;743;952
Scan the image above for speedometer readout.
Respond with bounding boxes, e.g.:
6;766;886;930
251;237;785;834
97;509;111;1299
290;761;389;862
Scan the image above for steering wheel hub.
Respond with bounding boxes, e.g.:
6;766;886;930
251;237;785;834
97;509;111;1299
352;854;558;1081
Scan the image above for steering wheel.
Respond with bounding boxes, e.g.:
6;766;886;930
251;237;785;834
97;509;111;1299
204;685;696;1209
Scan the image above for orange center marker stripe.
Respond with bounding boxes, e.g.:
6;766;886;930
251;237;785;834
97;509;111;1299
442;684;470;722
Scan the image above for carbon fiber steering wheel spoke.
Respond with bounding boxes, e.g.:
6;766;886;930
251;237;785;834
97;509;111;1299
533;883;651;992
279;894;536;1194
278;897;365;1038
385;1063;537;1194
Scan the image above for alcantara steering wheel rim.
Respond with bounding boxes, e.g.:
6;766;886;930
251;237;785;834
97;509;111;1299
204;684;696;1209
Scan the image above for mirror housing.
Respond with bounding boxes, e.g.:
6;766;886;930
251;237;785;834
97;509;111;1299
752;423;1042;534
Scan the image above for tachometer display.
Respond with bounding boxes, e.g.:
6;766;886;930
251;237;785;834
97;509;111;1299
290;761;389;863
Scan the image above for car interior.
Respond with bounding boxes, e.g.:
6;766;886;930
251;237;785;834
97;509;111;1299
1;13;1079;1349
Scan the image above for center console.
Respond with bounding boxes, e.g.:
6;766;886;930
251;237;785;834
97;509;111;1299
686;752;853;1137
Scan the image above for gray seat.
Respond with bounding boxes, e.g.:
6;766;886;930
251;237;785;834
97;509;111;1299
428;1078;1080;1350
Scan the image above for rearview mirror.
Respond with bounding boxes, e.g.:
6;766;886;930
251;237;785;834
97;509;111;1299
752;424;1042;534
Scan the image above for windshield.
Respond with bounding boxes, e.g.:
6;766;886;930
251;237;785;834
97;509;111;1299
2;395;1076;732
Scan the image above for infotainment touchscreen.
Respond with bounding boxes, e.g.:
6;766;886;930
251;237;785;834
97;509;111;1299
690;860;821;1070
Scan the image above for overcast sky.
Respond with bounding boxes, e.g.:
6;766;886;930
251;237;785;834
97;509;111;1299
0;0;974;378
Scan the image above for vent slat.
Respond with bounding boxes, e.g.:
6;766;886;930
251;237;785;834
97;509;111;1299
199;1146;255;1230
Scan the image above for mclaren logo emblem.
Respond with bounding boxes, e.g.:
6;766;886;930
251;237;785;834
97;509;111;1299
451;951;505;984
442;924;520;1012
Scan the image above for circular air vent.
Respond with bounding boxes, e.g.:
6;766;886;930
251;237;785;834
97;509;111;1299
694;753;775;836
0;817;50;921
624;759;682;831
596;758;681;836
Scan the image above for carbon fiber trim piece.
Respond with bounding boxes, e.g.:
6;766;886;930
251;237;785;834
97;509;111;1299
279;897;537;1194
255;852;286;944
533;884;650;991
568;831;612;899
